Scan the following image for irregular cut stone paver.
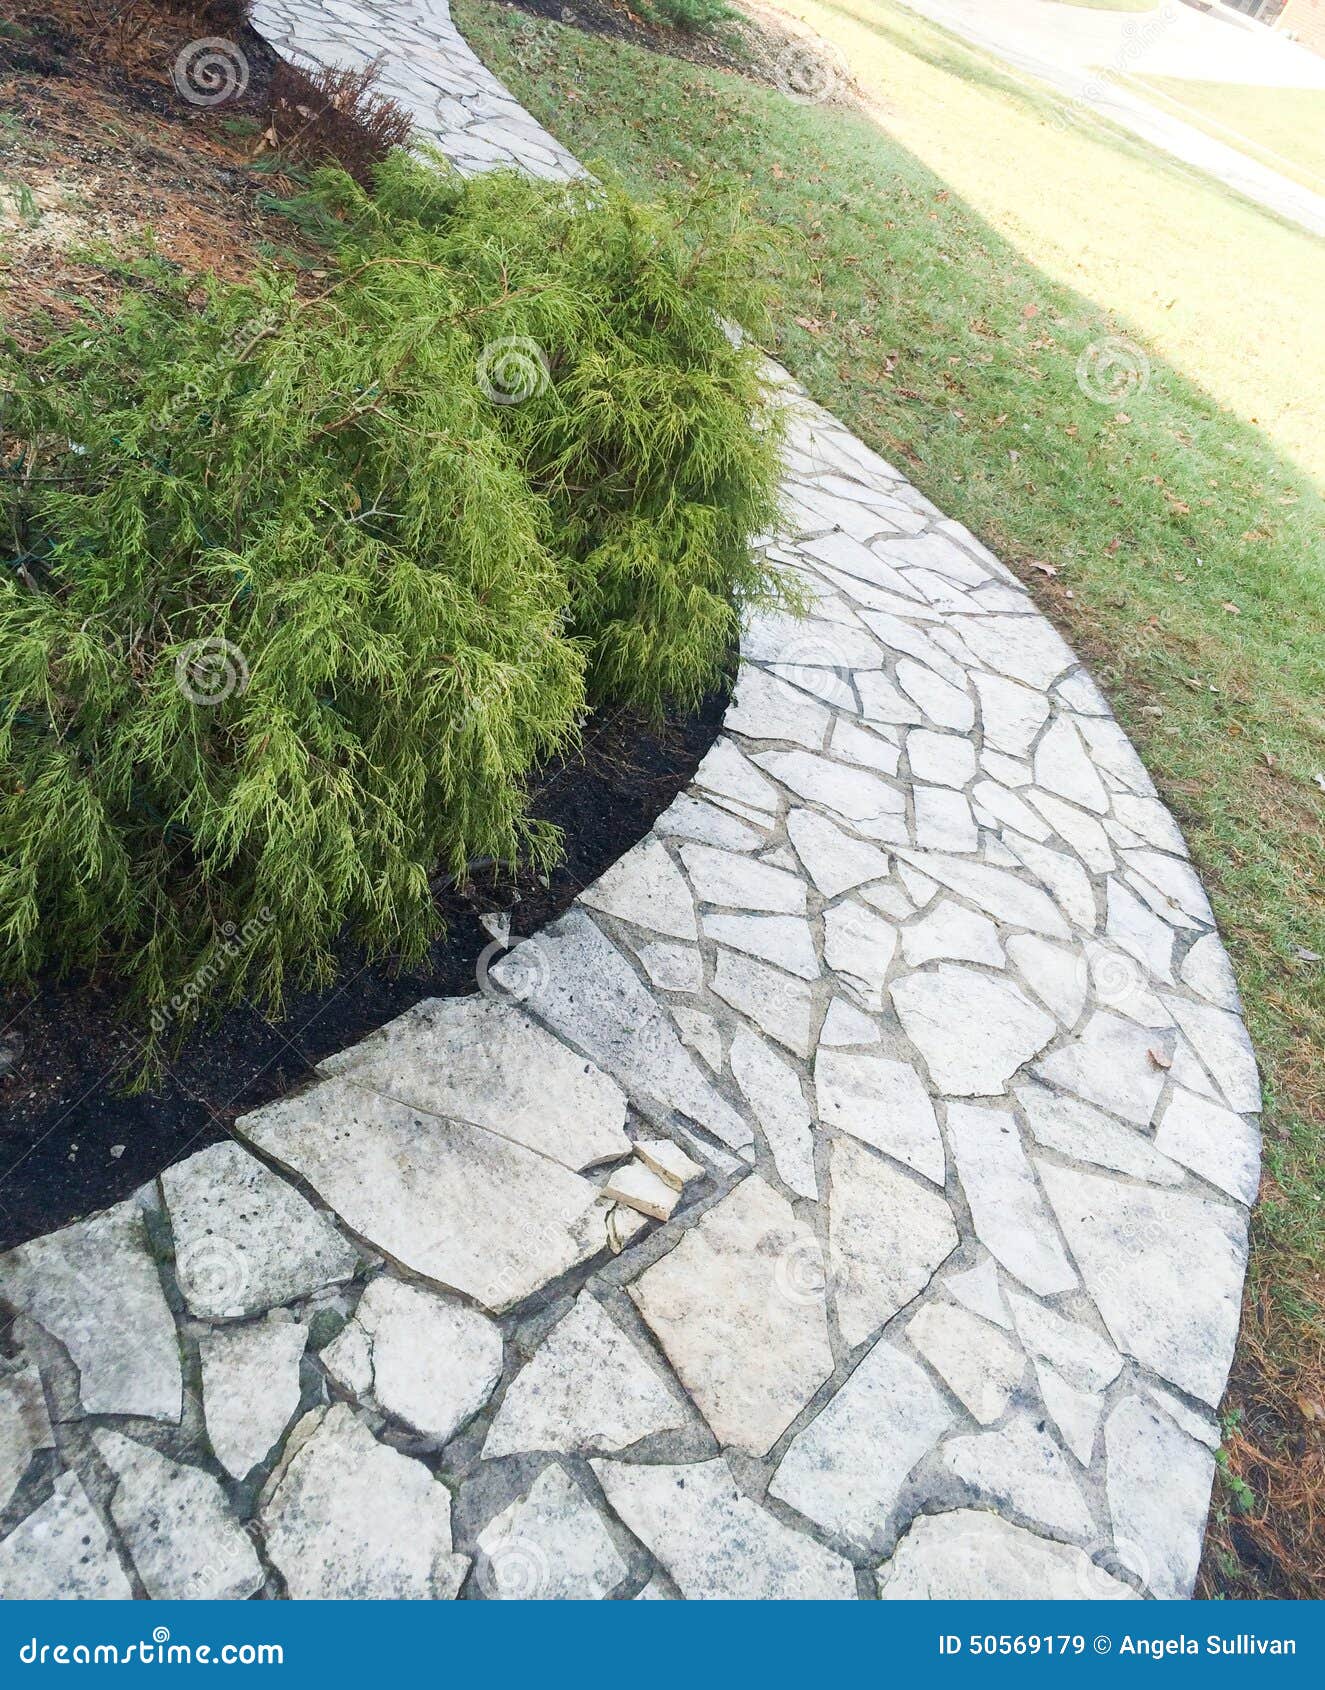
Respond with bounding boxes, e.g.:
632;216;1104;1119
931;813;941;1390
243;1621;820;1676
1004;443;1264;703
726;665;832;750
485;1292;688;1458
941;1413;1094;1540
94;1430;264;1601
680;843;807;914
319;996;630;1170
1105;1396;1215;1600
323;1276;502;1442
892;968;1056;1097
769;1339;954;1552
1180;932;1241;1011
895;851;1070;938
1034;1010;1171;1127
947;1104;1077;1295
593;1457;856;1600
901;898;1005;969
1038;1162;1246;1405
477;1464;627;1600
906;1300;1025;1424
877;1510;1137;1600
819;997;881;1047
1005;936;1087;1025
944;1255;1012;1330
0;1361;51;1513
828;1136;958;1347
702;912;819;981
603;1159;679;1220
1161;995;1262;1114
822;898;898;1011
1154;1088;1261;1204
580;836;698;941
730;1031;818;1199
0;1199;180;1422
161;1141;359;1320
238;1079;611;1312
786;808;889;897
753;750;906;842
0;1472;131;1599
1014;1079;1183;1185
200;1315;307;1479
814;1050;944;1184
711;948;816;1059
490;911;752;1149
628;1176;833;1456
260;1405;467;1599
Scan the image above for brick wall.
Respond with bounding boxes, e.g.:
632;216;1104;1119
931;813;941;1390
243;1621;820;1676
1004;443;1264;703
1276;0;1325;56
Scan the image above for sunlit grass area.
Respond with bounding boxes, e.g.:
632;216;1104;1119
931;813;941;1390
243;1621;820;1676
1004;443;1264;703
455;0;1325;1596
1124;74;1325;193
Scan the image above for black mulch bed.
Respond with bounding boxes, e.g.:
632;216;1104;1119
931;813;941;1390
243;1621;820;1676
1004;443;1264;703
0;686;728;1249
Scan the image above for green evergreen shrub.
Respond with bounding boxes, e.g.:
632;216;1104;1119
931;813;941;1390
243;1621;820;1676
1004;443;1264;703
0;154;787;1041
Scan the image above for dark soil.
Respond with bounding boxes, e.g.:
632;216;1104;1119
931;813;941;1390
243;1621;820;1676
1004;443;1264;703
0;686;728;1248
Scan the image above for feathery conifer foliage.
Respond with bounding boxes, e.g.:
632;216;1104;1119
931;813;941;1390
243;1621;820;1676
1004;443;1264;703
0;154;786;1041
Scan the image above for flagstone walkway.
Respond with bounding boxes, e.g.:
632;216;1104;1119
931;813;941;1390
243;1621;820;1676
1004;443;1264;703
0;0;1261;1602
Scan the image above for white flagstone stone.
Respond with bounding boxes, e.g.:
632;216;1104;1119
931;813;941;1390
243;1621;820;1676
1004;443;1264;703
485;1293;687;1458
901;899;1005;969
1154;1088;1261;1205
1105;1396;1214;1601
0;1362;51;1513
731;1032;818;1200
593;1457;856;1600
703;912;819;981
1014;1080;1184;1185
318;996;631;1171
786;809;890;897
946;1104;1076;1295
891;968;1056;1097
94;1430;264;1601
828;1136;958;1347
1033;1010;1171;1127
322;1276;502;1443
627;1177;833;1455
726;666;831;750
0;1200;181;1422
941;1413;1095;1540
1038;1162;1246;1405
710;949;816;1059
905;1300;1025;1424
260;1405;467;1599
581;837;698;941
200;1316;307;1479
1179;932;1241;1011
0;1472;132;1600
680;844;806;914
877;1510;1136;1600
769;1340;954;1552
1161;995;1262;1114
822;899;899;1011
814;1050;944;1184
477;1464;627;1600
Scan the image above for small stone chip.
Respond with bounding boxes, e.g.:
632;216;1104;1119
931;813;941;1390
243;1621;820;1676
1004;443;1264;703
634;1139;704;1191
604;1160;680;1221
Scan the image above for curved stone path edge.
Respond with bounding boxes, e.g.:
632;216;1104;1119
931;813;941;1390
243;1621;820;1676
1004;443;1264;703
0;0;1261;1602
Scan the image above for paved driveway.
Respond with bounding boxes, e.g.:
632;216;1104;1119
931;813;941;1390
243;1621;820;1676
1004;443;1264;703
894;0;1325;236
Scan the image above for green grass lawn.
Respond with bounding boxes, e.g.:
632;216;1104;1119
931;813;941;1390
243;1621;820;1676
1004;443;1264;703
453;0;1325;1595
1124;75;1325;193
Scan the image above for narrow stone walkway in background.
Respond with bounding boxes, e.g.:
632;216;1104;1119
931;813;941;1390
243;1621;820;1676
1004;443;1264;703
0;0;1261;1602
